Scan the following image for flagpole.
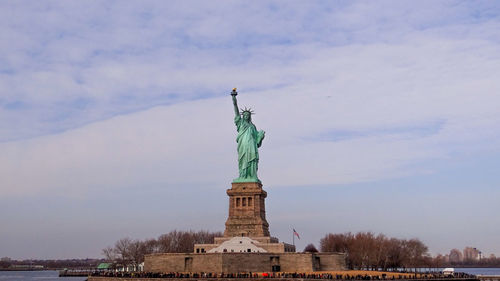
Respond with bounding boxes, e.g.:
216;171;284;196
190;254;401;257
292;229;295;247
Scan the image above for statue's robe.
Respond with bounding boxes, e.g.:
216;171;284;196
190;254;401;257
234;115;264;181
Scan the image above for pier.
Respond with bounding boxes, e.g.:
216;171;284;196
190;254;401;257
59;269;92;277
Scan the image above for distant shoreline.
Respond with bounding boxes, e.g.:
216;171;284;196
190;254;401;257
0;268;47;271
2;266;500;272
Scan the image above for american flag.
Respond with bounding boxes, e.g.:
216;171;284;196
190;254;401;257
293;228;300;239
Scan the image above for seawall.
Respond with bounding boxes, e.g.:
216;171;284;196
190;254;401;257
88;278;480;281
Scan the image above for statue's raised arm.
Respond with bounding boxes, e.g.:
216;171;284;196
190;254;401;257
230;88;264;183
231;88;239;118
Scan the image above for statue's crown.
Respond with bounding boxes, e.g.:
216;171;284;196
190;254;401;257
240;106;254;115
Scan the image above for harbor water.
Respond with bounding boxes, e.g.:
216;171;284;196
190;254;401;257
0;270;86;281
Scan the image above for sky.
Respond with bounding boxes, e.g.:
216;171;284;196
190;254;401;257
1;0;500;260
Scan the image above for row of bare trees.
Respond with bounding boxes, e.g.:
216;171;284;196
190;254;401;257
104;230;499;271
102;230;222;267
320;232;429;271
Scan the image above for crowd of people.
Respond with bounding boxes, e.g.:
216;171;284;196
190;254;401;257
89;271;477;280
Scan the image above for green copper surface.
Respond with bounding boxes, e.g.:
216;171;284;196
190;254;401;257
231;89;265;183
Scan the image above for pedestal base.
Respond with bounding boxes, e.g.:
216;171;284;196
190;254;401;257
224;182;270;237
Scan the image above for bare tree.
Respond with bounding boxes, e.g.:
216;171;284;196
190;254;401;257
114;237;133;265
320;232;430;271
374;234;390;271
405;238;429;271
304;244;318;252
157;230;222;253
386;238;404;270
320;232;352;252
102;246;118;262
103;230;223;269
142;238;159;254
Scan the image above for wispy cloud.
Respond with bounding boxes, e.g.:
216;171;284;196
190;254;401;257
1;0;500;191
1;1;499;183
1;1;499;141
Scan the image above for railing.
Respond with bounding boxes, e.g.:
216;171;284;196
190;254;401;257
59;269;93;277
88;271;480;280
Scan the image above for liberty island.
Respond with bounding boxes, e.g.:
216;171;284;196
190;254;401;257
135;89;346;273
59;89;483;281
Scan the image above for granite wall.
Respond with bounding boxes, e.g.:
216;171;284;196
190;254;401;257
144;252;345;273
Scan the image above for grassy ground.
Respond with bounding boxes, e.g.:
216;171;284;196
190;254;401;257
317;270;423;277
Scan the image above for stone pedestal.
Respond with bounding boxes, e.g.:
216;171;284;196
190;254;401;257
146;180;347;273
223;182;270;237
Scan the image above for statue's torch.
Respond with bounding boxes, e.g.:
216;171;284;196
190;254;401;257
231;88;238;96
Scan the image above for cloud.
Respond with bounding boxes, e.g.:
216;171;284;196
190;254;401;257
2;29;500;196
1;1;500;141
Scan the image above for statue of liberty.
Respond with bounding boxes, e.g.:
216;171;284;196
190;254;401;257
231;88;265;183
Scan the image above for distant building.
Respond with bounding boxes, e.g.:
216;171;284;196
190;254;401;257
463;247;481;261
0;257;11;262
11;264;44;269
